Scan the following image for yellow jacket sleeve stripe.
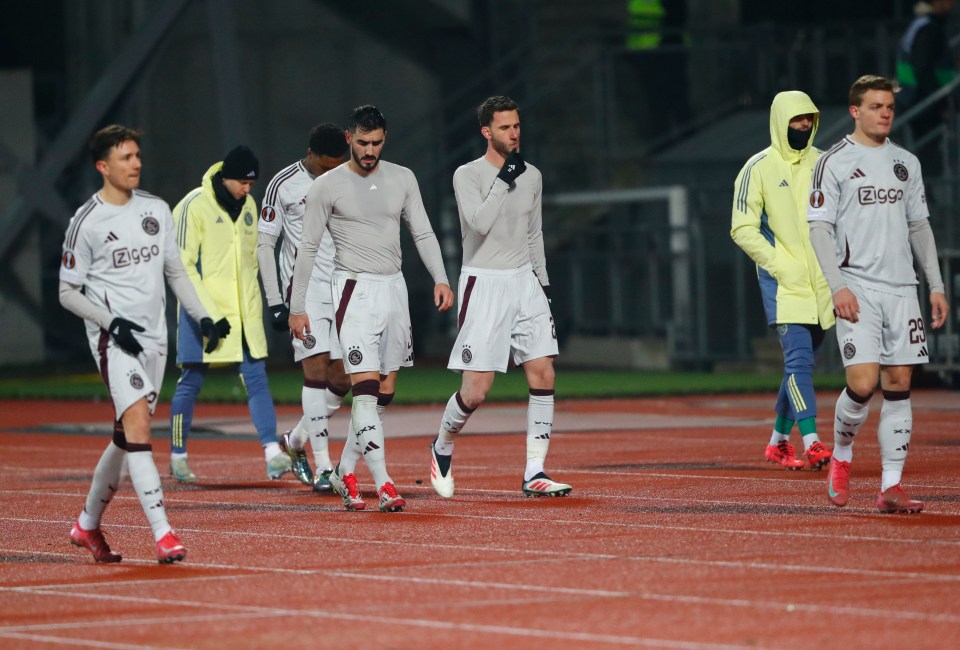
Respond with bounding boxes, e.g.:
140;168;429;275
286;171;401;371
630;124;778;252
736;152;766;214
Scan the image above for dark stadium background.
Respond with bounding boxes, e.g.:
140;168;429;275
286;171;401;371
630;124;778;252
1;0;955;385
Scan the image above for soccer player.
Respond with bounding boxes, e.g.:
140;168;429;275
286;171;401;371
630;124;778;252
731;91;835;472
169;146;292;482
429;95;572;499
808;75;949;513
258;123;351;491
289;105;454;512
60;125;224;563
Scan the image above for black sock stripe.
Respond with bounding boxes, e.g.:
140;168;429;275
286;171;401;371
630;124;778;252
882;389;910;401
845;386;873;404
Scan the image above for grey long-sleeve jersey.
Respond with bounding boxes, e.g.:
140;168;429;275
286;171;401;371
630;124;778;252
453;156;549;285
289;160;449;314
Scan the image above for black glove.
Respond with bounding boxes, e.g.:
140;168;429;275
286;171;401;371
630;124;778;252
268;304;289;332
541;284;552;304
497;150;526;185
200;317;220;354
215;317;231;339
109;318;145;356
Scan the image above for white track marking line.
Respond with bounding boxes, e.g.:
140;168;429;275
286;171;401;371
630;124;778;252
314;573;960;624
0;551;618;596
0;632;176;650
4;567;960;634
397;508;960;543
6;505;960;587
0;611;281;634
5;481;960;519
9;461;960;492
322;571;628;597
8;504;960;558
0;587;753;649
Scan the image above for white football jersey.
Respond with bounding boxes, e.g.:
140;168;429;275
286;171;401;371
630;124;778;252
807;137;928;294
258;161;335;304
60;190;179;351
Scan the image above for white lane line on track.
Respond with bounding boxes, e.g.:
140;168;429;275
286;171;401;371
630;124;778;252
9;460;960;503
0;610;280;634
6;462;960;493
322;570;629;597
3;562;960;634
0;543;947;595
9;497;960;548
6;479;960;514
0;632;175;650
0;551;620;597
6;504;960;587
0;587;753;650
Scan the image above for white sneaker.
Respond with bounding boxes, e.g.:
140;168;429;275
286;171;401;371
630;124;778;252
521;472;572;497
329;464;365;511
265;453;292;480
170;456;197;483
429;440;454;499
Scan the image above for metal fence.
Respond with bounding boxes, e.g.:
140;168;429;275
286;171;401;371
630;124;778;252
533;177;959;380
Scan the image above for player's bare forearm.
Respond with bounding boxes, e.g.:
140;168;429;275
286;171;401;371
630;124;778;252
288;312;310;341
930;292;949;329
833;288;860;323
434;283;454;312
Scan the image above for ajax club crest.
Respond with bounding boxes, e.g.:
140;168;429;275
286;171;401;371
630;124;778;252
893;161;908;181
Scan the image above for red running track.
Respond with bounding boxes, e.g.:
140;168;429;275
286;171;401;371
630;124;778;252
1;392;959;648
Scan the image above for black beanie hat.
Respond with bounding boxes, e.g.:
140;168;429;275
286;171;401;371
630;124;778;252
221;145;259;180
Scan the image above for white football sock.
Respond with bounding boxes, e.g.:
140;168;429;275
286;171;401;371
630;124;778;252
338;416;362;475
301;385;331;469
325;387;345;413
768;431;790;446
354;394;390;489
263;441;282;461
524;392;554;481
436;392;473;456
127;449;172;542
878;395;912;491
832;388;870;464
288;416;308;450
78;441;126;531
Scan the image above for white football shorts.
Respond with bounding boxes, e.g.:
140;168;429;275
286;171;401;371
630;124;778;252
835;281;929;367
448;264;558;373
90;334;164;419
332;270;412;375
290;297;341;362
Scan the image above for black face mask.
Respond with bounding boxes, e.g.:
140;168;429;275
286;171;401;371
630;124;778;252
212;171;246;221
787;127;812;151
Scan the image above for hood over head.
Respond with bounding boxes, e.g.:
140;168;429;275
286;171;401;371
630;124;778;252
769;91;819;162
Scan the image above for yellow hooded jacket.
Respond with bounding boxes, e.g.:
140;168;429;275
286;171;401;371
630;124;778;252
173;161;267;364
731;91;835;329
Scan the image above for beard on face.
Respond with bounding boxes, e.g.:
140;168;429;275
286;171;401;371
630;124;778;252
492;138;517;157
352;147;379;170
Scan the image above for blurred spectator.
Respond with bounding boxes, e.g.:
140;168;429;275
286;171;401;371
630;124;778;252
626;0;689;133
896;0;957;175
